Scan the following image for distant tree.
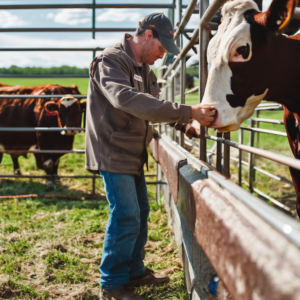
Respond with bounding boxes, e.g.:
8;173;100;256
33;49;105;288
0;65;89;75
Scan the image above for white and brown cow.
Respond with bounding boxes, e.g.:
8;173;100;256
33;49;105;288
201;0;300;216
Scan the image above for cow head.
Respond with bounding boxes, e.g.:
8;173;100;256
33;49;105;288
44;95;86;135
202;0;297;132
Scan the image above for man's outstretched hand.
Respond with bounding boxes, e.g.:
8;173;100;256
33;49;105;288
190;103;216;126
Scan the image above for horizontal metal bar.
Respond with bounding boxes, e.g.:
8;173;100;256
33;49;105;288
185;86;199;94
0;75;89;78
0;28;136;33
242;180;291;212
0;174;156;179
0;4;175;9
163;0;226;79
0;48;104;52
240;126;287;137
250;117;284;125
0;127;84;132
146;181;167;185
0;95;86;99
161;133;300;247
0;174;99;179
255;103;283;111
230;156;293;185
206;135;300;170
0;149;84;154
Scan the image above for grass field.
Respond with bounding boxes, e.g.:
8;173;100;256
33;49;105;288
0;77;189;299
0;76;297;299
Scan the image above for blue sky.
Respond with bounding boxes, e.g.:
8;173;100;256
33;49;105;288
0;0;271;69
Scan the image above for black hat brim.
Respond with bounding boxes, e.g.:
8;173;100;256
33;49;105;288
159;34;180;55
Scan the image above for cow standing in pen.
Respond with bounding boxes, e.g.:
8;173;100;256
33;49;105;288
0;84;85;184
175;0;300;217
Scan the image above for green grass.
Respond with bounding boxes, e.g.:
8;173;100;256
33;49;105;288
0;198;188;299
0;78;90;94
0;77;187;299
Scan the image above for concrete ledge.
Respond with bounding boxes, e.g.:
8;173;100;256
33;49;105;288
193;178;300;300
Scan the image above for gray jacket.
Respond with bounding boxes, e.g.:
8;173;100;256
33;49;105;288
85;34;191;175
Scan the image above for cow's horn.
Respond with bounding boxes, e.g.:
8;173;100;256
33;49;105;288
45;101;59;115
254;0;298;31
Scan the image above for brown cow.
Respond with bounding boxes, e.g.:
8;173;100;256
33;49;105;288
176;0;300;217
0;84;85;184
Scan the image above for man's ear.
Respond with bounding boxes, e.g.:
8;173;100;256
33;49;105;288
145;29;154;41
254;0;298;31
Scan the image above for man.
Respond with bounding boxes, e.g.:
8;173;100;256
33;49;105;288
85;12;216;300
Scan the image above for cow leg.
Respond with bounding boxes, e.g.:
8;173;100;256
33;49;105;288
52;158;61;185
11;155;21;175
288;167;300;217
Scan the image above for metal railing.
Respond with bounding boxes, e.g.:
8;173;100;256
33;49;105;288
0;1;176;194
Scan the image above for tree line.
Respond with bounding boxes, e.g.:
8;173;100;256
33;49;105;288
0;66;89;75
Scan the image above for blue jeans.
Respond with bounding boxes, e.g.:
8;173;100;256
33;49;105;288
99;170;150;290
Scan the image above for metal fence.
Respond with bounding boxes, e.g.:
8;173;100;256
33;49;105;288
158;0;300;214
0;1;177;194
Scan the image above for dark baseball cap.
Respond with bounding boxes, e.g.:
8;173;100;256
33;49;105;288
139;12;180;55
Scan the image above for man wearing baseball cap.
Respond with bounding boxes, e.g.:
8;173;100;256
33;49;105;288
85;12;216;300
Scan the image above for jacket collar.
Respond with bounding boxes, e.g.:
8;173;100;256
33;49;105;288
122;34;143;68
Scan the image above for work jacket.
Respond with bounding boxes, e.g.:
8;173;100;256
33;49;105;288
85;34;191;176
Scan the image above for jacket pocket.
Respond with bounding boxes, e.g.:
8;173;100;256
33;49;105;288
109;131;145;162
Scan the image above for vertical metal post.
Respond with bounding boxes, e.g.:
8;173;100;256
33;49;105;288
176;0;182;48
92;0;96;59
199;0;210;162
256;110;260;147
238;129;243;186
180;57;186;148
223;132;230;178
248;119;255;192
156;123;162;203
171;77;176;141
92;173;96;195
216;132;222;172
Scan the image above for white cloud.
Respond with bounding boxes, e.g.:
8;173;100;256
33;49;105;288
97;9;141;23
0;33;121;68
46;13;55;19
47;9;92;25
0;11;28;28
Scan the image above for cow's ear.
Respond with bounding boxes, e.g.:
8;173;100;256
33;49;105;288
80;99;86;111
254;0;297;31
45;101;59;115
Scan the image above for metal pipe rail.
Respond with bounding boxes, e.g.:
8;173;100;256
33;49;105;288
230;156;293;185
0;127;85;132
185;86;199;94
0;149;85;154
240;126;287;137
0;3;175;9
173;0;198;40
0;48;104;52
0;28;136;33
206;134;300;171
162;133;300;247
0;75;89;78
250;117;284;125
0;95;86;99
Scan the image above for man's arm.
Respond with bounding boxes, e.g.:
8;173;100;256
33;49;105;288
98;54;215;125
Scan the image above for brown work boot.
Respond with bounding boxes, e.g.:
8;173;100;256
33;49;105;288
128;268;170;288
100;285;147;300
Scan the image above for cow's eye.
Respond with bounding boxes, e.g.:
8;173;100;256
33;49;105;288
235;43;250;59
237;46;247;54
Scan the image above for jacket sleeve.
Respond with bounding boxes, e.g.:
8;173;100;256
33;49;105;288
97;54;191;124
